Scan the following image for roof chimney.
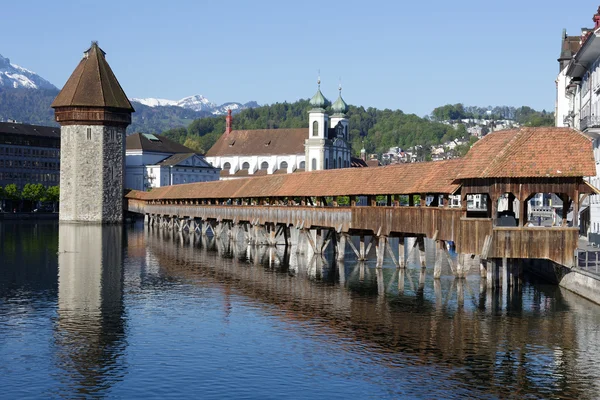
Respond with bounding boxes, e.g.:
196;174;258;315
225;109;233;134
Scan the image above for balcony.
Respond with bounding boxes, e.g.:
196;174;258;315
582;115;600;131
581;115;591;131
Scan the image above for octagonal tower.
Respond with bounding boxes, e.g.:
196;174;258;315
52;42;134;223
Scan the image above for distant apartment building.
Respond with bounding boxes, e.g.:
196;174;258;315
556;6;600;240
125;133;220;191
0;121;60;188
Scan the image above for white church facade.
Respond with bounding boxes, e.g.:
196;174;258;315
205;82;355;179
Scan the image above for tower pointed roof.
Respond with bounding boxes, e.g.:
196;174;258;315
52;42;134;111
332;85;348;116
309;78;329;111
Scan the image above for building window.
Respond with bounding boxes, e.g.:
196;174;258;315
311;158;317;170
325;159;329;169
242;162;250;170
260;161;269;170
338;157;342;168
280;161;288;170
87;128;91;140
223;162;231;170
312;121;318;137
299;161;305;169
344;125;348;139
333;159;336;168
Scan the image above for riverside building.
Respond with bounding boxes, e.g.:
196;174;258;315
0;121;60;188
556;6;600;242
125;133;219;191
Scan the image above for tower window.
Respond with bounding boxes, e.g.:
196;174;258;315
87;128;91;140
242;162;250;170
312;121;318;137
260;161;269;170
299;161;306;169
311;158;317;170
280;161;288;170
223;162;231;170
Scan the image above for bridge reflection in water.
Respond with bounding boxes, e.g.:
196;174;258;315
138;224;600;398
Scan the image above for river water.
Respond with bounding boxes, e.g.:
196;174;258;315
2;221;600;399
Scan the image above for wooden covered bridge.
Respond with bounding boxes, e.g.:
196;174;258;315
126;127;598;283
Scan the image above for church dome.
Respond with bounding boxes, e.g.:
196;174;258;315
309;80;329;110
332;88;348;115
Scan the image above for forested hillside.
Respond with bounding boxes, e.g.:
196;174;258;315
162;100;555;155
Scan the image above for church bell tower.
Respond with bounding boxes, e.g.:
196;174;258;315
52;42;134;223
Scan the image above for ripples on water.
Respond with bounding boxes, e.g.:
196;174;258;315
1;221;600;399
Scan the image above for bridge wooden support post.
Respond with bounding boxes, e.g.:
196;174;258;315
398;268;405;294
479;260;487;279
398;238;406;269
502;257;510;289
418;237;426;268
359;234;366;261
486;259;494;288
283;226;291;247
456;254;469;279
375;236;387;268
335;233;346;262
434;240;445;279
267;224;277;247
337;261;346;285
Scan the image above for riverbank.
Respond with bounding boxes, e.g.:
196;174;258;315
526;258;600;305
0;212;58;220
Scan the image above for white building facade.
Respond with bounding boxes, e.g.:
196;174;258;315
125;133;219;191
205;82;352;179
557;10;600;240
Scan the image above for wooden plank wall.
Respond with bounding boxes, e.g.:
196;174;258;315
492;227;578;268
351;207;463;239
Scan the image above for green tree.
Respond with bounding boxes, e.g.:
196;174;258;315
22;183;47;203
45;186;60;212
4;184;20;200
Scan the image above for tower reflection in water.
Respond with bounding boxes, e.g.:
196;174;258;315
54;223;126;397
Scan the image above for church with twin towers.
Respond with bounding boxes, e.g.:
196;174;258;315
204;79;357;179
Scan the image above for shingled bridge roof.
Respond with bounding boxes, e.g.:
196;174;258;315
127;127;597;201
456;127;595;179
128;159;463;200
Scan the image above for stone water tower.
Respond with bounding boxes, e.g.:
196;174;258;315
52;42;134;223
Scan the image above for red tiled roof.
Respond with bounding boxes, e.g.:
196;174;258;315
127;159;462;201
205;128;307;157
456;127;596;179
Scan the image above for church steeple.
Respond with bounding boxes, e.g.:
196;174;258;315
331;84;348;116
309;77;330;110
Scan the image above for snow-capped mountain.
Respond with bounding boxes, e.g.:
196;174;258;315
0;54;57;90
131;95;259;115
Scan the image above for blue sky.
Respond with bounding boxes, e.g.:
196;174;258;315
1;0;597;116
